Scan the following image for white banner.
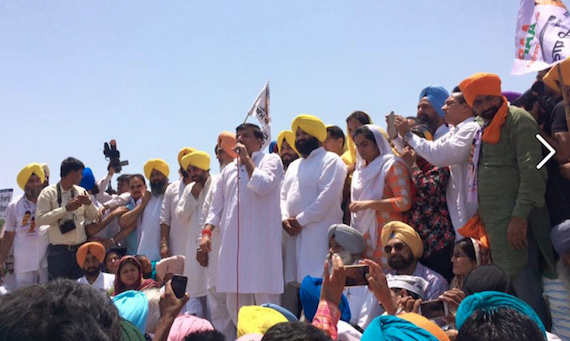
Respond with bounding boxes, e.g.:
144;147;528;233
0;189;13;235
512;0;570;75
246;81;271;150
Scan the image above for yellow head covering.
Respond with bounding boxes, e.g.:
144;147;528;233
177;147;196;167
381;221;424;259
144;159;170;180
17;163;46;190
291;114;327;143
181;151;211;171
237;306;288;338
276;130;299;155
543;58;570;92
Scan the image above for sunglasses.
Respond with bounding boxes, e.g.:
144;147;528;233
384;242;406;254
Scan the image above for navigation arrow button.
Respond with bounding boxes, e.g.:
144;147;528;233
536;134;556;169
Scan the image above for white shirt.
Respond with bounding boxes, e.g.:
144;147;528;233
175;178;210;297
406;117;480;239
4;195;49;273
198;175;222;290
160;180;190;257
77;272;115;291
543;277;570;341
206;152;284;294
281;147;347;283
344;284;383;329
434;124;450;140
137;193;164;261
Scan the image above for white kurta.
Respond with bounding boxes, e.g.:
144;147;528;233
137;194;164;261
406;116;480;239
281;147;347;283
206;151;284;294
160;180;190;257
4;195;49;274
77;272;115;291
175;177;211;297
200;175;221;290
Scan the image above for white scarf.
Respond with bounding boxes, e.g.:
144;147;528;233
351;125;398;248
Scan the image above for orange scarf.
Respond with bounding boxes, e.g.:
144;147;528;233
481;96;509;145
457;215;490;249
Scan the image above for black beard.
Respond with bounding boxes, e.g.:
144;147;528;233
84;268;100;277
151;180;167;196
90;185;100;195
295;137;320;157
480;107;500;120
25;187;42;199
388;253;415;270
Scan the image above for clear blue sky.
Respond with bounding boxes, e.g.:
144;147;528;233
0;1;538;194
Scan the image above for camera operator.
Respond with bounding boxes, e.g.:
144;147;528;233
36;157;98;280
516;67;570;230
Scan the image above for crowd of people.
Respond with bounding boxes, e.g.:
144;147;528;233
1;67;570;341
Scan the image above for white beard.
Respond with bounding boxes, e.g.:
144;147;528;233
326;249;356;270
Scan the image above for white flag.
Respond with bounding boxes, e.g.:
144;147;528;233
512;0;570;75
246;81;271;150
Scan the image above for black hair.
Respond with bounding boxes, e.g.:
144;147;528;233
346;111;371;125
0;279;121;341
455;238;477;264
353;125;377;144
326;125;346;147
452;85;466;104
235;123;264;140
411;124;432;140
128;174;146;185
24;210;31;215
185;330;226;341
390;287;422;300
406;116;418;122
60;157;85;178
462;264;511;296
117;174;130;183
261;322;332;341
457;307;544;341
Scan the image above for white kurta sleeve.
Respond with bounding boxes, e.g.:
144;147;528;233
205;173;226;228
407;124;478;167
159;185;174;226
296;157;347;227
247;155;284;197
4;201;17;233
175;184;198;225
280;171;292;222
95;174;113;203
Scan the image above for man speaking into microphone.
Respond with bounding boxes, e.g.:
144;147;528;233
199;123;284;339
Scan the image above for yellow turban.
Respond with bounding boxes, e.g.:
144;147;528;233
144;159;170;180
459;72;502;108
291;114;327;143
17;163;46;190
76;242;106;268
543;58;570;92
277;130;299;155
237;306;287;338
218;131;238;159
381;221;424;259
181;151;211;171
177;147;196;167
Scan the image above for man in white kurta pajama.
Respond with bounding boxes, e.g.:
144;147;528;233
201;124;284;328
282;115;347;285
160;147;195;258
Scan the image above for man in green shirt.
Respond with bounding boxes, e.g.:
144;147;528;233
459;72;555;328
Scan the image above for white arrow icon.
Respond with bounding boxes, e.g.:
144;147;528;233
536;134;556;169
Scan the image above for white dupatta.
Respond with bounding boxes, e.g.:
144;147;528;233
350;125;398;248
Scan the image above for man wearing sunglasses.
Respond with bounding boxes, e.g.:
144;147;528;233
381;221;448;301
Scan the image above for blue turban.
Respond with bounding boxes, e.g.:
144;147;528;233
362;315;440;341
79;167;96;191
456;291;546;338
268;140;278;154
299;276;351;323
419;85;449;118
261;303;298;322
113;290;149;334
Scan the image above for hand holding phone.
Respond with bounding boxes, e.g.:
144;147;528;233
171;275;188;299
387;111;398;140
419;299;449;320
344;264;369;287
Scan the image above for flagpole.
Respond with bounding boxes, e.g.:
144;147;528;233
556;64;570;131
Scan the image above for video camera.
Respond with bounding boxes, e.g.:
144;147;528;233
512;81;559;125
103;140;129;174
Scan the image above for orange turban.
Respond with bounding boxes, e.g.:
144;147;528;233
76;242;106;268
177;147;196;167
399;313;450;341
218;131;238;159
460;73;508;144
